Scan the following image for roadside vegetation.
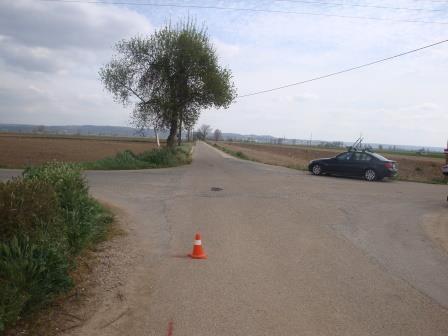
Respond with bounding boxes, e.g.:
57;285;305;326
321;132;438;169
0;133;193;170
212;143;249;160
211;141;447;184
81;144;192;170
0;162;113;333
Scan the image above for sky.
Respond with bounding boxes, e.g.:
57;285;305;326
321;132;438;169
0;0;447;147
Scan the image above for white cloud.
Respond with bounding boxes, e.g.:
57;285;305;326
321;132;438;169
1;0;447;147
0;0;152;126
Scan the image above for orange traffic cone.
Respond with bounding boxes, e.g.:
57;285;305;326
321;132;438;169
189;232;207;259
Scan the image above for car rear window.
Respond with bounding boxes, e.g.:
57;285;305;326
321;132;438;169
370;153;389;161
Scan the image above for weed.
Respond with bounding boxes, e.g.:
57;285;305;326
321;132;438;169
431;177;448;185
0;162;113;332
23;162;88;211
81;145;192;170
0;178;62;242
235;151;249;159
0;237;72;331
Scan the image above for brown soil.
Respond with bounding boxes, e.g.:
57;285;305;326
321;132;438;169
0;133;159;168
216;142;447;184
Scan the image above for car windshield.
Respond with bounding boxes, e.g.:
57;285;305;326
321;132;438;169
370;153;389;161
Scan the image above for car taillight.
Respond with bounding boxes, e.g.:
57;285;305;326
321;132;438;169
384;162;394;169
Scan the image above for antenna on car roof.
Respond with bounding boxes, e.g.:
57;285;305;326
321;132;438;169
348;136;363;152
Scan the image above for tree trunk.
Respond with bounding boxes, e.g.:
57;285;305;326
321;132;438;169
154;127;160;148
177;119;182;146
167;118;178;148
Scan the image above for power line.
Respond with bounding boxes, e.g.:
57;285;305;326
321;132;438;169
238;38;448;98
275;0;446;12
39;0;448;25
410;0;448;3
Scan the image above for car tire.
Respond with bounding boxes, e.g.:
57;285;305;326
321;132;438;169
312;164;322;176
364;169;377;181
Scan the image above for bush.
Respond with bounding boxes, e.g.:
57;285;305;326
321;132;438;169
82;145;192;170
235;151;248;159
64;199;113;254
0;178;62;242
0;162;112;332
82;150;149;170
22;162;111;254
0;281;27;332
23;162;88;211
0;237;72;332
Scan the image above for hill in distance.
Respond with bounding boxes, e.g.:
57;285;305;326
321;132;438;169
0;123;444;153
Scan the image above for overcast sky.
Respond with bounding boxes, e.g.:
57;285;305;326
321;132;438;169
0;0;447;147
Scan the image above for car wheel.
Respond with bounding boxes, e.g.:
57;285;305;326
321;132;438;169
364;169;377;181
312;164;322;176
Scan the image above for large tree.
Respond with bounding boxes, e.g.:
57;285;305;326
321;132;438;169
100;21;236;147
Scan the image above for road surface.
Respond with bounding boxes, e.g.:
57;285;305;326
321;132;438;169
1;142;447;335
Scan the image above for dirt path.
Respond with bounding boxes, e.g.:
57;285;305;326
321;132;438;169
1;142;447;335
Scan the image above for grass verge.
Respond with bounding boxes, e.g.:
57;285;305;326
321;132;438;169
394;175;448;185
211;142;250;160
81;144;192;170
211;142;309;171
0;162;113;333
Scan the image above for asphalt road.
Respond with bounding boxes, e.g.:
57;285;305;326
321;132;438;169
1;142;448;335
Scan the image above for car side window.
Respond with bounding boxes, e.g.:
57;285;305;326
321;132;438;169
336;152;352;161
352;153;372;161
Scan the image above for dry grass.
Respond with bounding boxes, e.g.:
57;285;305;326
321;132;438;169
215;142;447;184
0;133;159;168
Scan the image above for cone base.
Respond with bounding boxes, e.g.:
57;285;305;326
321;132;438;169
189;253;207;259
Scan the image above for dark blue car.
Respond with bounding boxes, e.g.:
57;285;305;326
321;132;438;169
308;151;398;181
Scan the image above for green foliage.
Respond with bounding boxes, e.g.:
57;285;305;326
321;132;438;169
0;281;27;331
82;150;150;170
0;178;62;242
235;151;249;160
0;237;72;307
431;177;448;185
23;162;88;211
63;199;114;254
100;20;236;147
82;145;192;170
0;237;72;332
0;162;113;332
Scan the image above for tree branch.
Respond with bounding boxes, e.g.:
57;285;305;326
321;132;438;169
124;85;147;104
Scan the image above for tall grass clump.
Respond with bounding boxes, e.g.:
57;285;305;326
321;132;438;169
0;162;113;333
82;145;192;170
